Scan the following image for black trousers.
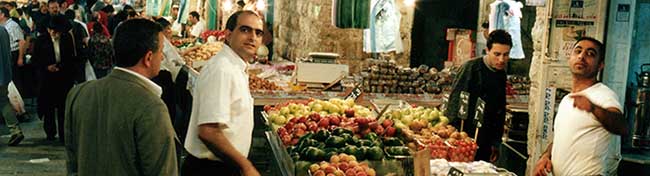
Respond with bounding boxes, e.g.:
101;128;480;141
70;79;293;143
11;51;37;98
38;72;73;142
182;154;240;176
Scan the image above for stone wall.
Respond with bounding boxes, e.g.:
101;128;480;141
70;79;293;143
273;0;414;73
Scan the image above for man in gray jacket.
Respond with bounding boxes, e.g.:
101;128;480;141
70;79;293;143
64;19;178;176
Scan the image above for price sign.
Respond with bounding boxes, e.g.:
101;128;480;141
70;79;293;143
345;86;363;101
447;167;465;176
458;91;470;120
440;94;449;112
474;98;485;128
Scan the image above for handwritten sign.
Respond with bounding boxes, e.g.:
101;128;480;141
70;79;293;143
474;98;486;128
447;167;464;176
345;86;363;101
458;91;470;120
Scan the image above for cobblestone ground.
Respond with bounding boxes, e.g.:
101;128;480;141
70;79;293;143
0;99;66;176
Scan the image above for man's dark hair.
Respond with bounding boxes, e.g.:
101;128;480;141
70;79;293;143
92;22;105;35
486;29;513;50
574;36;605;63
127;10;137;18
123;5;134;12
189;11;199;19
8;1;17;8
155;17;171;28
101;5;114;13
113;19;163;67
16;8;23;16
225;10;259;31
0;8;9;18
64;9;75;20
48;0;59;5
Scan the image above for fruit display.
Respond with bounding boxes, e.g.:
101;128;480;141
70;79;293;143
382;106;477;162
182;42;224;66
200;30;227;42
249;74;281;90
430;159;499;176
360;59;456;94
285;128;389;162
309;154;377;176
382;106;449;132
265;98;374;128
171;38;196;48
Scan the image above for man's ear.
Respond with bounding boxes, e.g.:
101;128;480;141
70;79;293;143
142;51;154;67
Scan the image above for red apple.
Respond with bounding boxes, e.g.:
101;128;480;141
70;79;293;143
310;113;322;122
295;123;307;130
344;109;355;117
290;138;299;145
330;116;341;125
295;128;307;137
284;122;295;131
374;126;385;135
290;117;300;123
281;134;292;145
360;128;372;136
277;127;288;136
264;105;273;112
308;123;319;132
382;119;393;128
318;118;330;127
298;116;308;123
385;127;396;137
368;122;379;130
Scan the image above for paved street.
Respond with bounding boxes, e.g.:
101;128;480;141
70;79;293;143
0;101;66;176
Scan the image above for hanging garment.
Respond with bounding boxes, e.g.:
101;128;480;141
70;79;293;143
363;0;403;53
489;0;525;59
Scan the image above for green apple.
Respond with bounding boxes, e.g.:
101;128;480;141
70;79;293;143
280;106;290;115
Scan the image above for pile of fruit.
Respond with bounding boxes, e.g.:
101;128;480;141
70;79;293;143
309;154;377;176
249;74;281;90
200;30;227;42
171;38;196;48
382;106;449;132
265;98;374;128
360;59;456;94
285;128;389;162
383;106;477;162
182;42;224;66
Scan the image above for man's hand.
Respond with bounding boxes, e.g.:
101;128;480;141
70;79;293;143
17;58;24;67
571;94;593;112
534;153;553;176
47;64;60;72
490;146;499;162
242;166;261;176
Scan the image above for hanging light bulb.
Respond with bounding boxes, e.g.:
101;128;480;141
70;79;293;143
404;0;416;7
223;0;234;11
256;0;266;11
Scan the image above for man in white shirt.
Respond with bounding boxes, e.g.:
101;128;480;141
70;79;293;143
183;10;263;176
188;11;204;39
534;37;629;176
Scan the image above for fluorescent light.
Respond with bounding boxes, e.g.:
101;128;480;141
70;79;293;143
223;0;233;11
404;0;416;7
256;0;266;11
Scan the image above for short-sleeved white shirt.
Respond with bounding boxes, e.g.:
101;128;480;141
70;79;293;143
184;45;254;161
552;83;623;176
190;20;205;38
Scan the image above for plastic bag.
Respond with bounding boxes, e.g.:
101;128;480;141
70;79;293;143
7;82;25;115
85;60;97;81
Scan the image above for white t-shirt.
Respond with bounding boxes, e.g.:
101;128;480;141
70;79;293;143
551;83;623;176
184;45;254;161
190;20;205;38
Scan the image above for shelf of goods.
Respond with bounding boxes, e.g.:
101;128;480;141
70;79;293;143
261;97;494;176
360;60;457;95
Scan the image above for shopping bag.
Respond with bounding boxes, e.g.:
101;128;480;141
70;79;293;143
85;60;97;81
7;82;25;115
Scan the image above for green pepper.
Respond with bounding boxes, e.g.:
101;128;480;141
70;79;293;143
386;146;410;156
305;146;326;161
364;132;379;142
314;129;331;141
383;137;405;147
325;136;346;148
332;128;353;136
356;146;368;161
359;139;374;147
372;140;384;148
343;145;359;157
290;152;301;161
366;146;384;160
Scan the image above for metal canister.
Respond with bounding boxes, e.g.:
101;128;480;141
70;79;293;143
633;64;650;149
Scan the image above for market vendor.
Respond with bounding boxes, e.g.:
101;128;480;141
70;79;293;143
183;10;263;176
445;30;512;163
187;11;205;39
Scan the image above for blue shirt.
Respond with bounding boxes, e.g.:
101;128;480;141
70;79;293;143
0;26;12;86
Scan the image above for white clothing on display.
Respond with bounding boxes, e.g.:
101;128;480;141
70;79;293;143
551;83;622;176
363;0;403;53
489;0;525;59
